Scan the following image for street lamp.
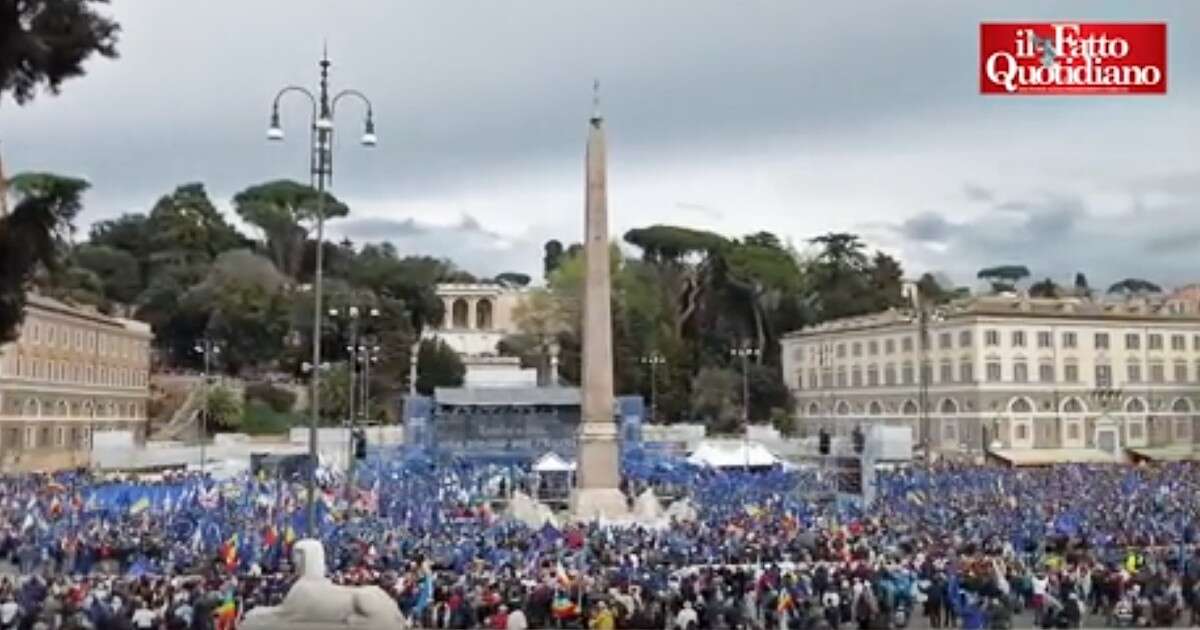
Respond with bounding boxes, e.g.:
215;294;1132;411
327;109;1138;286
902;281;944;460
193;339;220;476
329;305;379;487
268;49;376;537
639;353;664;423
731;341;759;471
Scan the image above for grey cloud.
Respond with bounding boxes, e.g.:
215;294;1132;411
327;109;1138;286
963;183;994;203
879;191;1200;289
896;212;955;243
1144;229;1200;254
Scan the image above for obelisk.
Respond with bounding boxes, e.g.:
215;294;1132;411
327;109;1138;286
571;83;628;520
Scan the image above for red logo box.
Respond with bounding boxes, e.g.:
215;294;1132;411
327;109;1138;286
980;22;1167;95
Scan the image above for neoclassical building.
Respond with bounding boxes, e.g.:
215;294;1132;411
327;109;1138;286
428;283;538;387
0;294;153;471
782;295;1200;459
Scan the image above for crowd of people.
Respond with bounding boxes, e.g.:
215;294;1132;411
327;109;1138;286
0;454;1199;629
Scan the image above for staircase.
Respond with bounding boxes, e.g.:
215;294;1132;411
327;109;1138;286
151;384;205;441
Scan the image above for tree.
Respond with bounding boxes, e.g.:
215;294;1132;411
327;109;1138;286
183;250;291;374
543;240;564;279
1073;272;1092;298
624;225;728;339
915;273;956;305
805;232;905;321
1107;278;1162;296
1029;277;1061;298
0;172;88;342
494;272;531;288
415;339;465;395
145;183;246;269
204;386;243;433
690;367;740;434
976;265;1031;294
232;180;349;280
0;0;120;105
74;244;140;303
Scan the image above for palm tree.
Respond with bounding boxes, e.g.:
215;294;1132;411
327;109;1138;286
0;173;88;342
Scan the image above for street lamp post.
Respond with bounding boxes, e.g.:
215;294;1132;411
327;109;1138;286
639;353;664;423
193;339;220;476
903;282;943;460
358;341;381;423
329;306;378;489
267;49;376;537
732;341;759;470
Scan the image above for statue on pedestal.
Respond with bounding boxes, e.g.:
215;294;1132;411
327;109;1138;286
240;540;410;630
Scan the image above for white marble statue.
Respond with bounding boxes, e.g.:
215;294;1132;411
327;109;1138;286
505;491;559;528
240;540;410;630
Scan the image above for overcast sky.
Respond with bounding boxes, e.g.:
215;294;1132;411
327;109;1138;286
4;1;1198;289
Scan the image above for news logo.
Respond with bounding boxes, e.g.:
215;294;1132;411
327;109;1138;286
980;23;1167;95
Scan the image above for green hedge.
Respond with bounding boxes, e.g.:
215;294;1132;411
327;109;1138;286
241;401;298;435
244;382;297;413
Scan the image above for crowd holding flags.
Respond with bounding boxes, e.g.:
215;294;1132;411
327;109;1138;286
0;451;1198;627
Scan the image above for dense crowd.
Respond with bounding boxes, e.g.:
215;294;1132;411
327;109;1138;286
1;456;1200;629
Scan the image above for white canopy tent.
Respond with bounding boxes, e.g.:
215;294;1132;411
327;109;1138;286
687;440;780;469
532;452;577;472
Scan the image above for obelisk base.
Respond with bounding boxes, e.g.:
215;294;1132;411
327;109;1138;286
571;424;627;521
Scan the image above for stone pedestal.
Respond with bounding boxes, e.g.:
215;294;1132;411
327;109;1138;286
571;422;627;520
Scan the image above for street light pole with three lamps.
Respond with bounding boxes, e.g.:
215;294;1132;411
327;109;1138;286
639;353;664;424
193;339;220;476
266;48;376;537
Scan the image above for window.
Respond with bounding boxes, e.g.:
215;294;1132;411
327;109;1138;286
960;360;974;383
901;363;914;385
885;339;895;355
1130;423;1144;440
1148;334;1163;351
1067;424;1080;440
1175;361;1187;383
821;370;832;388
939;333;952;349
921;361;933;385
985;330;1000;346
1195;335;1200;351
884;364;896;386
1095;333;1110;350
808;370;819;389
1037;331;1053;348
1039;364;1055;383
986;361;1002;382
1125;333;1139;350
851;342;862;357
1150;363;1165;383
1172;334;1186;351
1016;424;1028;440
836;344;846;358
1063;332;1077;348
867;341;878;356
851;367;862;387
901;337;913;353
836;368;847;388
867;365;879;386
1065;363;1079;383
940;361;953;383
1011;331;1026;347
1013;362;1028;383
1095;364;1112;387
55;428;65;446
30;323;40;343
1127;362;1142;384
958;330;972;347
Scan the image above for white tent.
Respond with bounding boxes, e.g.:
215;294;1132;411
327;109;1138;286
532;452;576;473
687;440;780;468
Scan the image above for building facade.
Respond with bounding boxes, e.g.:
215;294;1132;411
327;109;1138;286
782;295;1200;456
0;295;153;471
427;283;538;387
